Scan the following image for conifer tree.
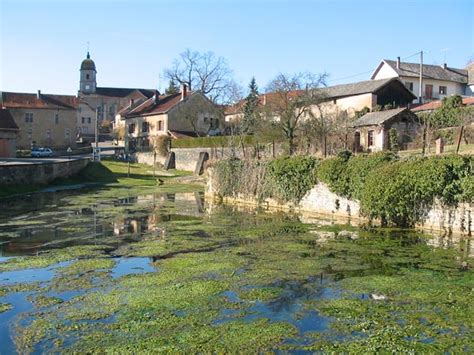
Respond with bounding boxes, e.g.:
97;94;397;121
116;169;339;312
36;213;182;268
242;77;259;134
165;79;179;95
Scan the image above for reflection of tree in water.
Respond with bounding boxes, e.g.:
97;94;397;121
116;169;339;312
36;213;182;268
264;279;324;314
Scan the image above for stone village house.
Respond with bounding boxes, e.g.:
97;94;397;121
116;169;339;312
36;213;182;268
224;77;417;152
116;85;222;151
0;108;19;157
225;77;416;125
0;91;78;150
352;107;421;152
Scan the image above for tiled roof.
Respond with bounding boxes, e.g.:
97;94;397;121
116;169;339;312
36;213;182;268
319;78;413;99
225;78;415;115
125;92;188;117
412;96;474;112
373;60;468;84
95;87;155;98
169;130;199;139
352;107;407;127
0;108;19;130
0;91;79;110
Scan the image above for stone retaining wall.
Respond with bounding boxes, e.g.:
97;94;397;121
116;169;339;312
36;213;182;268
0;158;90;185
206;169;472;236
134;147;250;172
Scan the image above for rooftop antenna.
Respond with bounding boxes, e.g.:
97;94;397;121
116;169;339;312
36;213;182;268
441;48;450;65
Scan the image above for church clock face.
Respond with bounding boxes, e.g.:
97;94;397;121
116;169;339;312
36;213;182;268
85;85;90;90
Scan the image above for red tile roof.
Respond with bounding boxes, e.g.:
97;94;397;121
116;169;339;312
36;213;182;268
1;91;79;110
0;108;19;130
125;92;190;117
412;97;474;112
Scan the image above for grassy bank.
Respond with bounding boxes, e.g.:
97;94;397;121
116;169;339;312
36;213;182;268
0;159;193;199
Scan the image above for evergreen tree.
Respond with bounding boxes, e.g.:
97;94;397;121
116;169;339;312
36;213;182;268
165;79;179;95
242;77;259;134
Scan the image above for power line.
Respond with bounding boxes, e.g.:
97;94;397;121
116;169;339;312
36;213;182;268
327;51;425;84
327;69;374;83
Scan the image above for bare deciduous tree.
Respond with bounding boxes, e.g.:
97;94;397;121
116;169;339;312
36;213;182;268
164;49;239;104
263;72;328;155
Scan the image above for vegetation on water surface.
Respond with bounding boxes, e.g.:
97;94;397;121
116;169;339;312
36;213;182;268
1;207;471;353
213;153;473;227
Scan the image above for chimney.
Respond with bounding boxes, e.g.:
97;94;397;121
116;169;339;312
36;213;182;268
263;94;267;106
396;57;401;69
180;83;187;101
153;94;159;104
37;90;41;99
129;98;134;106
443;63;447;70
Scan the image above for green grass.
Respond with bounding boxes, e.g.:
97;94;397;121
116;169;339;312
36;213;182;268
0;159;194;199
399;143;473;158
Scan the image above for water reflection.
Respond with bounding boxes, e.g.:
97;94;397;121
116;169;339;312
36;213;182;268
0;190;206;257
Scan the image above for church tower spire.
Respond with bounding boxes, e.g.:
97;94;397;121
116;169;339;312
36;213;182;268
79;51;97;94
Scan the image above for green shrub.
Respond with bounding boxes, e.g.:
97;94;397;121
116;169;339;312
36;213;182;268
266;156;318;203
346;152;398;200
213;158;245;198
213;156;318;203
361;155;472;227
459;175;474;203
317;156;351;197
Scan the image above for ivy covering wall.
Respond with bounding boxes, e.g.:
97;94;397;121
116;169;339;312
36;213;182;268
212;153;473;227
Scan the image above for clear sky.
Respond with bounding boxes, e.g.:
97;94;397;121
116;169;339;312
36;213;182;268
1;0;473;96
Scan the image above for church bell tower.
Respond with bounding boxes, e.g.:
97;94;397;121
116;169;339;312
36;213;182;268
79;52;97;94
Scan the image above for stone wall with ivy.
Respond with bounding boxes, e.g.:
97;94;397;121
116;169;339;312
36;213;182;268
206;153;473;235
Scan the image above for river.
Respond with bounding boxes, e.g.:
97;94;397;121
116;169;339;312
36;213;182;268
0;184;472;353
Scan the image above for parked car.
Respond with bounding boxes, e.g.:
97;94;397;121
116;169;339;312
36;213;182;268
31;147;54;158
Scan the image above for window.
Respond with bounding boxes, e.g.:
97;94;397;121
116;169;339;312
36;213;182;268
211;118;219;130
129;123;136;134
158;121;163;131
367;130;374;146
109;105;115;115
405;82;414;91
142;122;149;133
54;114;59;124
25;113;33;123
439;86;447;95
82;117;86;124
425;84;433;100
86;74;90;80
65;128;71;140
88;117;91;124
82;127;88;134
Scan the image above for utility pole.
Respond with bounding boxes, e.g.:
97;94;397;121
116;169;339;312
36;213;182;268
419;51;424;104
94;104;101;162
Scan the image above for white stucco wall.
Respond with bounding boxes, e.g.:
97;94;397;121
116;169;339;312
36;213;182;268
372;62;468;102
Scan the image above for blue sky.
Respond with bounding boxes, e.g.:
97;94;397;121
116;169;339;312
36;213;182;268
1;0;473;95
